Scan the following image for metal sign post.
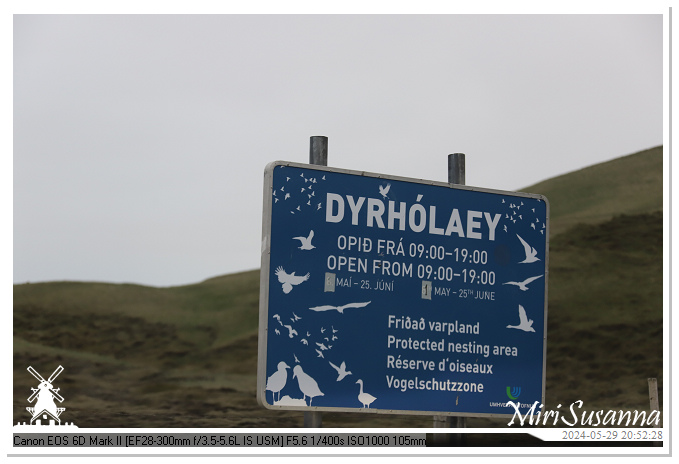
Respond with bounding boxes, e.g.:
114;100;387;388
258;142;549;424
305;136;327;428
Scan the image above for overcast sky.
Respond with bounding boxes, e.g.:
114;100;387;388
13;13;664;287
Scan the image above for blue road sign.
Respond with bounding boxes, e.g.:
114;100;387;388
257;161;549;417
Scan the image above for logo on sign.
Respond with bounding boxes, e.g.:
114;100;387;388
14;365;78;428
506;386;522;400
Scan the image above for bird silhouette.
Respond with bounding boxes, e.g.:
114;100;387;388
283;324;298;338
266;361;290;403
507;305;535;332
502;274;543;291
292;312;302;321
300;339;308;345
308;301;371;314
315;349;324;358
329;361;352;381
275;266;310;294
316;342;328;350
517;234;540;263
274;328;280;335
293;365;324;406
378;183;391;199
292;230;316;250
356;379;376;408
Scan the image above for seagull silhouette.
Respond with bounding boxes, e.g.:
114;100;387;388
502;274;543;291
507;305;535;332
316;342;328;351
292;312;302;321
275;266;310;294
293;365;324;406
517;234;540;263
315;349;324;358
378;183;391;199
292;230;316;250
329;361;352;381
308;301;371;314
266;361;290;403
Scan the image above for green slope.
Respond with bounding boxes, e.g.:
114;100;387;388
523;145;663;236
13;146;664;430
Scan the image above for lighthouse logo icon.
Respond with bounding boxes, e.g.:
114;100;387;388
14;365;77;428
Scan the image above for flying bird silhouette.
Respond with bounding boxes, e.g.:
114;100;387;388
502;274;543;291
329;361;352;381
275;266;310;294
315;349;324;358
378;183;391;199
292;230;316;250
507;305;535;332
517;234;540;263
308;301;371;314
283;324;298;338
316;342;328;351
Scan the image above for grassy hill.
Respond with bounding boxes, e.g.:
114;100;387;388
523;145;663;236
13;146;664;431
